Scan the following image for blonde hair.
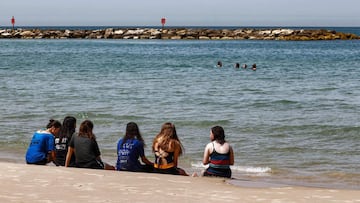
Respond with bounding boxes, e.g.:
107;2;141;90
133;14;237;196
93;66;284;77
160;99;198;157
152;122;183;155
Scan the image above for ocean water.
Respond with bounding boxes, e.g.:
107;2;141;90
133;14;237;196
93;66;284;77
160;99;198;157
0;28;359;189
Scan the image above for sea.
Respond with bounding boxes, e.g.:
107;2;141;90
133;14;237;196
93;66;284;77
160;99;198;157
0;26;359;189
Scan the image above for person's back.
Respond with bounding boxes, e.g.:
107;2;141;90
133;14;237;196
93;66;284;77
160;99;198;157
207;141;231;175
65;120;115;170
152;122;187;176
71;133;102;168
26;130;54;164
55;136;74;166
153;139;177;169
202;126;234;178
116;122;153;172
25;119;62;165
55;116;76;166
116;138;144;171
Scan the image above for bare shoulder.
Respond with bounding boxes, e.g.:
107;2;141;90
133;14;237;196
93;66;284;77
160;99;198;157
205;142;213;151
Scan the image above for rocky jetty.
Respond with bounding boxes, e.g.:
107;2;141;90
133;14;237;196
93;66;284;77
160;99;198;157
0;28;359;40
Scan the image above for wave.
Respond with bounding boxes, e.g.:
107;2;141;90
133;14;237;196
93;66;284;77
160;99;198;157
191;162;272;175
232;166;272;174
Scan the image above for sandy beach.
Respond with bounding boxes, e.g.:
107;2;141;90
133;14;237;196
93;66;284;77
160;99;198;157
0;162;359;203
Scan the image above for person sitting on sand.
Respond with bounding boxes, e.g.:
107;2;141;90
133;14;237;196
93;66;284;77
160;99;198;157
54;116;76;166
65;120;114;170
152;122;187;175
25;119;62;165
202;126;234;178
116;122;153;172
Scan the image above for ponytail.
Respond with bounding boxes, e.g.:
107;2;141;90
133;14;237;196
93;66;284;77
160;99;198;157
46;119;62;129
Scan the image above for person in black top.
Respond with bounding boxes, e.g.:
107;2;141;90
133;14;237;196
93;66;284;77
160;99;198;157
65;120;114;170
54;116;76;166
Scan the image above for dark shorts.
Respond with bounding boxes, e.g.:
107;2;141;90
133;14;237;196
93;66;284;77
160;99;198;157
27;159;48;165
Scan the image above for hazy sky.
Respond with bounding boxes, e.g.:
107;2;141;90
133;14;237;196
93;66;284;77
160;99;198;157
1;0;359;27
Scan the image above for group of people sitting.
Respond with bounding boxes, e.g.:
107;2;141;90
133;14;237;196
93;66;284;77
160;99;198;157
25;116;234;178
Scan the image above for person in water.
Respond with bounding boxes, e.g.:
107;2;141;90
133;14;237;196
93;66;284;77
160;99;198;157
152;122;187;175
54;116;76;166
235;63;240;68
252;63;257;71
25;119;62;165
217;61;223;68
116;122;153;172
65;120;114;170
202;126;234;178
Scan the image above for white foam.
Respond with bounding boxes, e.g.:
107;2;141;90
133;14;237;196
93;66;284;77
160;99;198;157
191;162;272;174
231;166;272;173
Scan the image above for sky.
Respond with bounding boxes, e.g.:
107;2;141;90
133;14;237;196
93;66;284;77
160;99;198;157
1;0;359;27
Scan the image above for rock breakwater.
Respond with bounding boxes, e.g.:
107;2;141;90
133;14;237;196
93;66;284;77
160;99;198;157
0;28;359;40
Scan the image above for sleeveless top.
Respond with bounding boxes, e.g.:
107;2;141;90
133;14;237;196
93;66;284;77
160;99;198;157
154;150;175;169
209;142;231;169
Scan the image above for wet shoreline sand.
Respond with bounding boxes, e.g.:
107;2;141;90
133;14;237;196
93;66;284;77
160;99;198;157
1;162;359;203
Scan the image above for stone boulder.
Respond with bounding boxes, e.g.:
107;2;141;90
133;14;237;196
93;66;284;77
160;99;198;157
104;28;113;38
20;31;35;37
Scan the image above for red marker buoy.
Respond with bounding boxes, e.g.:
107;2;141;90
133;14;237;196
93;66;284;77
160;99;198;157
11;16;15;30
161;17;166;29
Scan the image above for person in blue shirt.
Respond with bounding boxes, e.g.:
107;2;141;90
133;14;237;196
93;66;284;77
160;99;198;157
116;122;153;172
25;119;62;165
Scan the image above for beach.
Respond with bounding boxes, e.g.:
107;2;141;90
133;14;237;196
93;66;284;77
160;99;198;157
0;162;359;203
1;30;360;190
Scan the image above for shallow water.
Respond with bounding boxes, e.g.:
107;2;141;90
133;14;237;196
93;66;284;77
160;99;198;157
1;33;360;189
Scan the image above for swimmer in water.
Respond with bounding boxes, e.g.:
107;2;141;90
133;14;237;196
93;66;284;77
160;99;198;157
235;63;240;68
217;61;222;68
252;63;257;71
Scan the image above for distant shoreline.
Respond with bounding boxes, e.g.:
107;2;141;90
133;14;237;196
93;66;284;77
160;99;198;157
1;27;359;40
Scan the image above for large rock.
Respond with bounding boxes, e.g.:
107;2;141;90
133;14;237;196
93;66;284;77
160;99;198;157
272;29;294;36
104;28;113;38
199;36;210;40
20;31;35;37
1;32;12;38
114;30;124;35
63;30;72;37
124;29;144;36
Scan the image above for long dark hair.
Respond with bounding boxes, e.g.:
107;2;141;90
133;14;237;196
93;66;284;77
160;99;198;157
211;126;226;145
121;122;144;146
57;116;76;139
78;120;96;140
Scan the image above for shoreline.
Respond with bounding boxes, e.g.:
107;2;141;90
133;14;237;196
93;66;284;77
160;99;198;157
1;154;360;191
1;27;359;40
1;162;359;203
1;148;359;191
